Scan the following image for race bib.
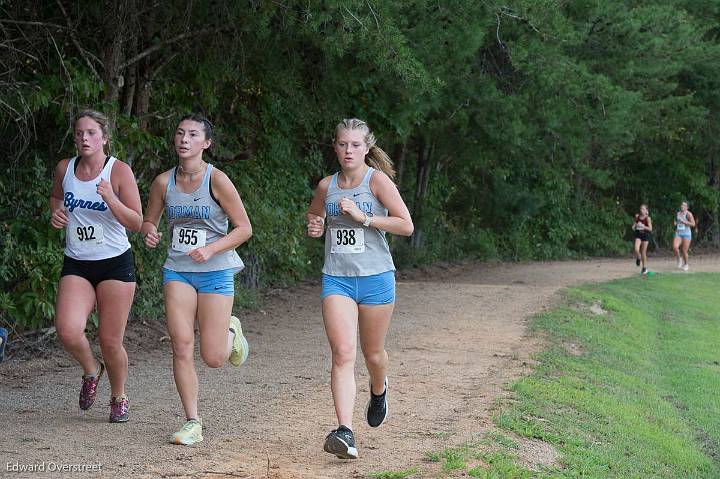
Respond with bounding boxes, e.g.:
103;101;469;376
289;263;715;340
677;218;687;231
70;224;104;247
172;226;207;252
330;228;365;253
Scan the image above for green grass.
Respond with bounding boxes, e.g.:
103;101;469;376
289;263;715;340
369;467;419;479
424;451;441;462
490;272;720;478
420;272;720;478
442;447;467;471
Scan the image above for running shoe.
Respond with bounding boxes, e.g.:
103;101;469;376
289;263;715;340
683;264;689;272
677;259;684;269
0;327;7;363
365;377;388;427
641;268;647;275
228;315;249;367
636;257;641;267
323;426;358;459
171;418;203;446
79;362;105;410
109;394;129;423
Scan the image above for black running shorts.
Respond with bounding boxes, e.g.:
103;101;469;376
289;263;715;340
60;249;136;287
634;230;651;242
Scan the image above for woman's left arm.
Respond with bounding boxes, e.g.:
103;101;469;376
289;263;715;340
369;172;414;236
645;217;653;232
187;169;252;263
98;161;143;232
686;212;696;228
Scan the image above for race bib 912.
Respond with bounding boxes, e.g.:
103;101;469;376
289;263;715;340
70;223;104;247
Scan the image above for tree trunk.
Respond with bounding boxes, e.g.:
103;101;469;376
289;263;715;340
708;149;720;247
102;4;125;103
411;138;432;248
393;139;408;188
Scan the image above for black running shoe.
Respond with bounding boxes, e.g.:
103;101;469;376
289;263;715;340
365;377;388;427
636;257;641;267
323;425;358;459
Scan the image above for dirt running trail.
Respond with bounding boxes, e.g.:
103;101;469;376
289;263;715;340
3;256;720;478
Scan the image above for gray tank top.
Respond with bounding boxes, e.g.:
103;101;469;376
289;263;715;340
322;167;395;276
676;211;691;234
163;164;244;273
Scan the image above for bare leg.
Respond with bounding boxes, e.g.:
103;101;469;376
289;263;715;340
672;236;682;265
682;238;691;266
640;241;649;270
196;292;234;368
358;304;394;395
323;295;359;429
165;281;200;420
96;280;135;397
55;276;100;375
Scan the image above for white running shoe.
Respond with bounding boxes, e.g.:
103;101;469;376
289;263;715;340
677;259;684;269
228;315;249;367
682;264;689;272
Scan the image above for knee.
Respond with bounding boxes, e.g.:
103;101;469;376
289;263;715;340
56;323;85;348
200;350;225;369
98;332;124;356
363;349;387;369
171;337;195;362
331;344;356;368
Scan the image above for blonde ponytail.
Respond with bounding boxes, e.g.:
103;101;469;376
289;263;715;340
366;145;395;180
334;118;395;180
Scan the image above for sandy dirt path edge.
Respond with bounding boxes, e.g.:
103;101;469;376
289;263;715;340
3;255;719;478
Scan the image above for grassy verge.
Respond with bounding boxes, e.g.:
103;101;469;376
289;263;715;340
422;272;720;478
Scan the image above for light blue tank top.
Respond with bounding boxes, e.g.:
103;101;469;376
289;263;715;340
322;167;395;276
676;211;691;236
163;164;244;273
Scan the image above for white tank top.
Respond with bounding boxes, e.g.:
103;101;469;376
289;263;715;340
61;156;131;260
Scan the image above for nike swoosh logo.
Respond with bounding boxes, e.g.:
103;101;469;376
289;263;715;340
214;285;223;290
353;193;362;197
194;197;204;202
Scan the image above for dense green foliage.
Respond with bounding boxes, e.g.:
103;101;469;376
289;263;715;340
2;1;720;329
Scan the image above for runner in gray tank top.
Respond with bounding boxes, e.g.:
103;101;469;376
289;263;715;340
142;114;252;446
673;200;695;271
307;119;414;460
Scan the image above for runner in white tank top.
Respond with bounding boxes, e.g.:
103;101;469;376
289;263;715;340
307;119;413;459
50;110;142;423
141;114;252;446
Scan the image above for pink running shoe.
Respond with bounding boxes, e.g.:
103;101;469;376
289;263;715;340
109;395;129;423
79;362;105;410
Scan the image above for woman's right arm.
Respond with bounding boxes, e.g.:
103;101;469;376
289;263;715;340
140;173;169;248
50;160;70;229
306;176;330;238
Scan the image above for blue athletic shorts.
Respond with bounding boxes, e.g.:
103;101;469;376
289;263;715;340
675;232;692;240
162;268;235;296
321;271;396;305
